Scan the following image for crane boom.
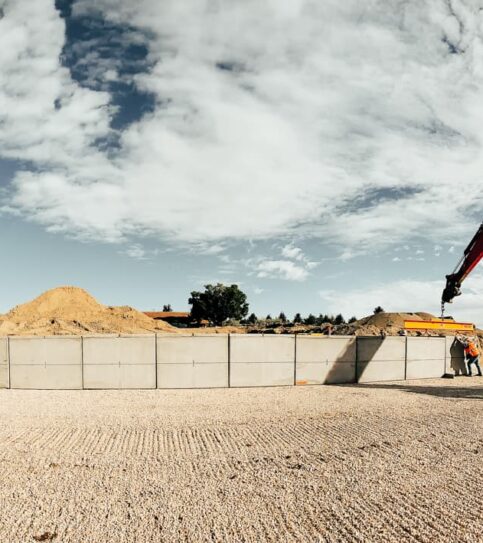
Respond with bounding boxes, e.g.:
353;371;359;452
441;221;483;313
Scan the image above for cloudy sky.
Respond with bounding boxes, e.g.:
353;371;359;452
0;0;482;324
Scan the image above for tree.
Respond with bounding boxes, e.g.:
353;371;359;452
334;313;345;325
189;283;249;326
348;316;357;323
373;306;384;314
304;314;316;325
247;313;258;324
162;304;172;312
266;314;272;321
293;313;302;324
279;312;287;323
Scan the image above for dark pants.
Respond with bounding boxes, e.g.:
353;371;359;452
467;355;482;376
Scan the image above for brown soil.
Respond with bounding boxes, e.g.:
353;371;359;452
0;287;178;336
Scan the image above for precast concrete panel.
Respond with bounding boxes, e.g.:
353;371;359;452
445;336;466;375
157;335;228;389
83;336;156;389
357;337;406;383
9;337;82;389
157;335;228;364
230;362;293;387
158;363;228;389
230;335;294;363
0;338;8;388
230;335;295;387
406;337;445;379
295;336;355;385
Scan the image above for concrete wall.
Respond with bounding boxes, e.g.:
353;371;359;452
357;337;406;383
406;337;446;379
0;338;8;389
157;335;228;388
445;335;466;375
230;335;294;387
296;336;356;385
9;337;82;389
83;335;156;389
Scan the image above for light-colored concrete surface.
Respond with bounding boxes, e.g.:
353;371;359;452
357;337;406;383
83;336;156;389
9;337;82;365
157;335;228;364
445;335;466;375
158;362;228;389
157;335;228;388
9;337;82;389
9;365;82;390
406;337;445;379
296;336;355;384
230;362;294;387
0;338;8;388
0;380;481;543
296;361;355;384
230;334;295;363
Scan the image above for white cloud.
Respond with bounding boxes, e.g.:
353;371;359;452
392;256;401;262
0;0;482;251
320;273;483;327
281;244;304;261
256;260;309;281
123;244;147;260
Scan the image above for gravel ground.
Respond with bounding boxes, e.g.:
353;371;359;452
0;379;482;542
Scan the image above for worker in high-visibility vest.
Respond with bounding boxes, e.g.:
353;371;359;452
457;336;482;377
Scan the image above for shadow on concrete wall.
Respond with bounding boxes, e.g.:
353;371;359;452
447;338;467;376
336;382;483;400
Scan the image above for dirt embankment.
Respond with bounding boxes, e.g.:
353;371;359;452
0;287;179;336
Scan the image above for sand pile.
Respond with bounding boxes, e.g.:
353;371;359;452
0;286;178;336
335;312;441;336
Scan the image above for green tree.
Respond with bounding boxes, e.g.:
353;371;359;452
373;306;384;314
266;314;272;321
334;313;345;325
304;314;316;325
293;313;302;324
162;304;172;312
348;316;357;323
247;313;258;324
279;312;287;323
189;283;249;326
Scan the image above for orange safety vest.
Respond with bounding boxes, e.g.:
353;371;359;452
464;342;479;357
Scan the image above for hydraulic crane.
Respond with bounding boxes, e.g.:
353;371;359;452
441;221;483;317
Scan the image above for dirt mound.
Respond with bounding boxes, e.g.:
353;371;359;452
334;312;438;336
0;286;178;336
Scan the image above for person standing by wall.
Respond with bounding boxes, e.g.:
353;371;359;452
457;336;482;377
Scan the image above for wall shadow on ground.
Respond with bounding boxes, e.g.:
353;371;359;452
336;381;483;400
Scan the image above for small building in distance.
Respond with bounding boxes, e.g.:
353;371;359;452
144;311;208;328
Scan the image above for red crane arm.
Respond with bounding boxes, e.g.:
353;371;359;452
442;222;483;305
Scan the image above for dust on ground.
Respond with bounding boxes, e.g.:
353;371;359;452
0;286;178;336
0;379;481;542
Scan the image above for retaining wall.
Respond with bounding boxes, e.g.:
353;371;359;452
0;334;459;390
406;337;446;379
83;336;156;389
157;335;228;388
9;337;82;389
357;337;406;383
296;336;355;385
0;338;8;389
230;335;294;387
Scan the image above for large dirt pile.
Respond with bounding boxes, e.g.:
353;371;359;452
0;287;178;336
334;312;482;345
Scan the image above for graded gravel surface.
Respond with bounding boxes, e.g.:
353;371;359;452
0;380;482;542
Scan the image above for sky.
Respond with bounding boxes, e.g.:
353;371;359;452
0;0;482;325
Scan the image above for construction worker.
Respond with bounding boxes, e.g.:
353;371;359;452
456;336;482;377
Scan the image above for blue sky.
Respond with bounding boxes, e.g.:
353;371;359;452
0;0;482;324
